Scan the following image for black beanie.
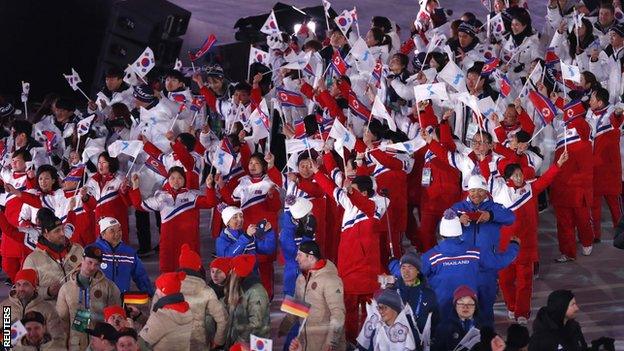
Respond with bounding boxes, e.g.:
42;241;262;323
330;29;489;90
546;289;575;326
37;208;62;233
298;240;322;259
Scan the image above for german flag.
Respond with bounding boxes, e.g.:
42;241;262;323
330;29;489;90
280;295;311;318
123;291;149;305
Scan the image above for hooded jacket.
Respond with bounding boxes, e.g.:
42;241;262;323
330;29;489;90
225;275;270;347
2;290;65;344
139;302;194;350
529;290;587;351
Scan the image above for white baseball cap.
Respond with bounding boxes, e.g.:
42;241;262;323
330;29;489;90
290;198;313;220
99;217;121;234
222;206;243;226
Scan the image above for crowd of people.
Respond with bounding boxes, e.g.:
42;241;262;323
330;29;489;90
0;0;622;349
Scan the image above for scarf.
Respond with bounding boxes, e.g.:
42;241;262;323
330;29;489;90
152;292;189;313
36;236;68;261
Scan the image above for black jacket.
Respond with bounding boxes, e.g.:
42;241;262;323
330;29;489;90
529;307;587;351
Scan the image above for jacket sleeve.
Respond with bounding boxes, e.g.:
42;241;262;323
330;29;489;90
129;188;162;212
195;188;217;209
490;202;516;225
322;275;346;349
131;253;155;297
369;149;405;171
19;191;43;208
0;210;25;243
255;229;277;255
479;242;519;270
246;287;271;337
219;179;240;206
266;166;285;187
530;163;560;194
143;140;164;160
518;109;535;135
205;290;228;346
216;231;252;256
55;286;71;337
199;86;218;112
347;190;377;219
278;212;298;259
297;177;325;198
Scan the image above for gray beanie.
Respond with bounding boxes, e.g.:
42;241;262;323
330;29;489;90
376;289;403;313
400;252;421;271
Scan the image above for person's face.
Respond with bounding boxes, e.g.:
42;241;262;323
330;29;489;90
511;19;526;35
426;0;439;12
11;155;26;172
102;224;123;246
329;79;342;97
510;168;524;187
168;171;186;190
248;157;264;176
24;322;45;344
165;76;184;92
330;31;347;48
365;30;378;47
503;106;518;126
377;304;399;325
471;134;491;155
227;212;244;230
15;280;36;300
233;90;250;106
207;76;224;91
116;336;139;351
456;296;476;319
97;156;111;175
589;92;603;110
298;159;314;178
494;0;506;12
566;298;580;320
577;22;587;37
105;76;123;92
53;106;72;123
610;31;624;47
38;172;54;192
106;314;128;331
210;268;227;285
466;72;482;91
400;263;419;283
599;8;614;26
295;251;316;271
80;257;100;278
90;336;111;351
44;225;66;246
468;188;488;204
14;132;28;147
458;31;473;48
389;55;404;74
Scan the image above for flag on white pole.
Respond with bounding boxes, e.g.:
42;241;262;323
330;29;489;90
329;118;356;151
371;95;397;131
260;11;280;34
438;61;467;92
63;68;82;91
131;47;156;78
108;140;143;159
77;114;96;137
413;82;449;101
249;46;270;66
250;334;273;351
560;61;581;83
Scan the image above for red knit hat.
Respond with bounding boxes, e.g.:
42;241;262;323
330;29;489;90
14;269;38;287
210;257;232;274
103;305;126;320
453;285;478;305
178;244;202;271
229;342;247;351
155;271;186;295
231;254;256;278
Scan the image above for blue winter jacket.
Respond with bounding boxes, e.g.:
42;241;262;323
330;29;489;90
279;211;314;296
215;227;277;257
90;237;154;296
451;198;516;251
420;237;519;319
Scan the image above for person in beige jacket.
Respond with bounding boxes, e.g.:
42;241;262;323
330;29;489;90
21;208;84;300
56;246;122;351
151;244;228;349
13;311;67;351
2;269;65;344
139;271;193;350
281;241;346;351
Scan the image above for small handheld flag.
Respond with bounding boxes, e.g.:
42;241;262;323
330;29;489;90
260;11;280;35
189;34;217;62
280;295;311;318
123;291;150;305
276;87;306;108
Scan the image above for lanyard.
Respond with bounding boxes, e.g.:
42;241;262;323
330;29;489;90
78;286;90;309
413;290;423;317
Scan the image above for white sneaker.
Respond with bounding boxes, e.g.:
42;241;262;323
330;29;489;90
582;246;593;256
554;255;575;263
507;311;515;320
517;317;528;325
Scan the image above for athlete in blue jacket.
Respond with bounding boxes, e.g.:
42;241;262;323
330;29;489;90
450;175;516;327
91;217;154;296
215;206;276;258
279;198;316;296
421;209;519;321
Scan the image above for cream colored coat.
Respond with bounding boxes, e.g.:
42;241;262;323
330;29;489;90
152;273;228;349
2;290;65;344
139;306;193;350
55;270;121;351
22;244;84;300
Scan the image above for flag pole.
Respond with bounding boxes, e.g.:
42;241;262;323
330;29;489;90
528;125;546;143
188;52;197;73
23;102;28;120
323;3;330;32
126;156;138;178
76;87;91;102
353;7;361;37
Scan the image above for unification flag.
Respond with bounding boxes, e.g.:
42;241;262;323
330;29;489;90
188;34;217;62
413;82;449;102
560;61;581;83
108;140;143;159
371;95;396;131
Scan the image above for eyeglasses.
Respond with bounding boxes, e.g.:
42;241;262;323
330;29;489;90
456;303;476;308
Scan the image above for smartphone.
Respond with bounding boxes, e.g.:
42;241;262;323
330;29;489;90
256;219;267;237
